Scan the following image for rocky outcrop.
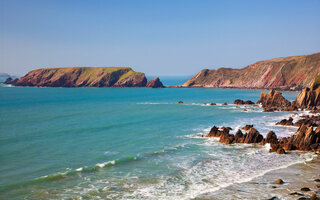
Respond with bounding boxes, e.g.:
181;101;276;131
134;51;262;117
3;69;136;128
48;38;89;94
206;124;320;153
182;52;320;89
294;75;320;109
234;99;255;105
207;126;263;145
293;115;320;127
278;124;320;151
256;89;291;111
5;67;148;87
275;117;294;126
146;77;164;88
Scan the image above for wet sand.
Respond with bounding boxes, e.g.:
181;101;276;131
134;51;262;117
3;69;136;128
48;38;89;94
195;153;320;200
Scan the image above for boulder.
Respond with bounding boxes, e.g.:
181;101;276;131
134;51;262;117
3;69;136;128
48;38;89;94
209;103;216;106
207;126;231;137
219;133;235;144
234;99;255;105
301;187;311;191
146;77;164;88
242;128;263;143
275;179;284;184
261;131;278;145
222;102;228;106
178;101;183;104
256;89;291;111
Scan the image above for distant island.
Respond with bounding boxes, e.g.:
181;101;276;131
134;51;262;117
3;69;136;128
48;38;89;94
0;73;19;83
5;67;164;88
181;52;320;90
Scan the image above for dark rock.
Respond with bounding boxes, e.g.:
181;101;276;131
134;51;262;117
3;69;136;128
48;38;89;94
234;99;255;105
178;101;183;104
276;148;286;154
275;117;294;126
290;192;303;196
241;125;253;131
315;179;320;182
244;100;255;105
265;131;278;144
294;115;320;127
219;133;235;144
234;99;245;105
222;102;228;106
209;103;216;106
242;128;263;143
301;187;311;191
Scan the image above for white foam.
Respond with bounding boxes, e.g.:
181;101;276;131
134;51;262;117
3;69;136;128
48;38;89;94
96;160;116;168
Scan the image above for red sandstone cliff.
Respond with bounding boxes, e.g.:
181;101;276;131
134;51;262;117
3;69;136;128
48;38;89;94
183;52;320;89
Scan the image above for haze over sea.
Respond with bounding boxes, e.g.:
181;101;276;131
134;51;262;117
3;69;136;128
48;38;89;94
0;77;317;199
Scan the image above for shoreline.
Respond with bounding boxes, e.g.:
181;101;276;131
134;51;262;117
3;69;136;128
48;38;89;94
196;154;319;200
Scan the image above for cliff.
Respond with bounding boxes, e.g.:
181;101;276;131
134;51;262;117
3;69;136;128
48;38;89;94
183;52;320;89
5;67;148;87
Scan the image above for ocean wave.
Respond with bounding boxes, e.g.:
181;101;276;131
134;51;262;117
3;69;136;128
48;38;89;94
33;144;190;183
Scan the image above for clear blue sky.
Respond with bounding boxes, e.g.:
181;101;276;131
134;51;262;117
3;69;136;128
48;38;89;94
1;0;320;76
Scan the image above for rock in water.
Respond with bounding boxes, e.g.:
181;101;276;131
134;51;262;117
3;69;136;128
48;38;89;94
242;128;263;143
275;117;294;126
256;89;291;111
275;179;284;184
295;75;320;109
241;125;253;131
146;77;164;88
234;99;255;105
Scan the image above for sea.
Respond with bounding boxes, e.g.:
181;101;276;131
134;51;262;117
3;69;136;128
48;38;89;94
0;76;318;200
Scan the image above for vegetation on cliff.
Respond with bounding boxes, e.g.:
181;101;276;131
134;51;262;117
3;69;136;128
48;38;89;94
183;52;320;89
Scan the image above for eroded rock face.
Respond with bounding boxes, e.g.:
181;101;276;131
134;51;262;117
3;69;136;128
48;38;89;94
146;77;164;88
256;89;291;111
182;53;320;89
295;75;320;109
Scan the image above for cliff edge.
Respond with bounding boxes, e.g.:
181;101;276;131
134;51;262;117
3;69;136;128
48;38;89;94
5;67;149;87
183;52;320;89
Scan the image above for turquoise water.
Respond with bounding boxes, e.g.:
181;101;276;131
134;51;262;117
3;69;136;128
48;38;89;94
0;82;315;199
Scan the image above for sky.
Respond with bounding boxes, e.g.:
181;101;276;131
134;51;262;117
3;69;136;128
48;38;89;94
1;0;320;76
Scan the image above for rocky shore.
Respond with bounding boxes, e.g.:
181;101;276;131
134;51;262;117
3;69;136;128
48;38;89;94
201;75;320;199
204;75;320;155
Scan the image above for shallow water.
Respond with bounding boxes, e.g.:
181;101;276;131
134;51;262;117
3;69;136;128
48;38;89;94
1;83;316;199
